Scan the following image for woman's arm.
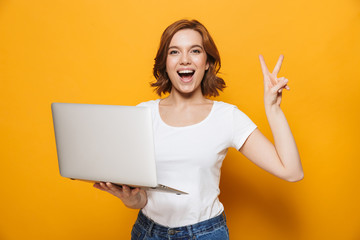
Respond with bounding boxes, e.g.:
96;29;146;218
93;182;148;209
239;55;303;182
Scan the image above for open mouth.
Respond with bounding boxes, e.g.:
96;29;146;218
177;70;195;81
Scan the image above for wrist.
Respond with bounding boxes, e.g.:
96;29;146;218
264;104;281;115
124;191;147;209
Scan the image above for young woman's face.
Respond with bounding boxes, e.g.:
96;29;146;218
166;29;209;96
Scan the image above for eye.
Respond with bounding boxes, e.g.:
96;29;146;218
191;49;202;54
169;50;179;55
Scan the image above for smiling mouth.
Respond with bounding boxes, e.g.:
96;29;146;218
177;70;195;81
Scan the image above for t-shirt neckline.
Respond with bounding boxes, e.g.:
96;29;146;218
155;99;216;129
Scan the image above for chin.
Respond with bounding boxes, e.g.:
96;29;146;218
177;86;201;95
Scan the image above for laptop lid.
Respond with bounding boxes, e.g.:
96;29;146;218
51;102;158;188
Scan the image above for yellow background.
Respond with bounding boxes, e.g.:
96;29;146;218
1;0;359;239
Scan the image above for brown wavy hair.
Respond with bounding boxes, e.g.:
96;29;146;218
151;19;226;97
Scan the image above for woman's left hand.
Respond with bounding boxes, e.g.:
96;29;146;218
259;55;290;108
239;54;303;182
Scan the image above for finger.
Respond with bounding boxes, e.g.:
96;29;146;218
277;76;286;84
274;78;288;93
106;182;120;192
93;183;104;190
272;55;284;75
100;182;110;191
269;74;277;86
277;77;290;91
131;187;140;195
122;185;131;196
259;55;270;75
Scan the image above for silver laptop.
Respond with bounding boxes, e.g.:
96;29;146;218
51;102;187;195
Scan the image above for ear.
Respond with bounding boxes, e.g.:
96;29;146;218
205;61;209;71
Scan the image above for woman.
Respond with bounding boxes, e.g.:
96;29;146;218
94;19;303;239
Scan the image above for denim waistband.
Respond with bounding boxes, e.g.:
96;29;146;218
135;210;227;238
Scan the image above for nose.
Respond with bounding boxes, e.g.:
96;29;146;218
180;53;191;65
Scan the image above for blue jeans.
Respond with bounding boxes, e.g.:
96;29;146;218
131;210;229;240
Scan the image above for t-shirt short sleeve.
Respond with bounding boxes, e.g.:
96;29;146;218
231;107;257;150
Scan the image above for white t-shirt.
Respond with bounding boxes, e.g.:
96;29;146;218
137;99;257;227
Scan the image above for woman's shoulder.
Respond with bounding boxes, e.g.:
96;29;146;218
213;101;252;119
136;99;160;108
213;100;238;110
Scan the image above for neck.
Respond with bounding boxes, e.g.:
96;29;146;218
163;88;208;106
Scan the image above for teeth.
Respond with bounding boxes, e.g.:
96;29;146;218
178;70;194;74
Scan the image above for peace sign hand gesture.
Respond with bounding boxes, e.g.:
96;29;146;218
259;55;290;108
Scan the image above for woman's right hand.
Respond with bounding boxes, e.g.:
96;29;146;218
93;182;147;209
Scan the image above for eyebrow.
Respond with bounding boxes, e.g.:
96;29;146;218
168;44;204;50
